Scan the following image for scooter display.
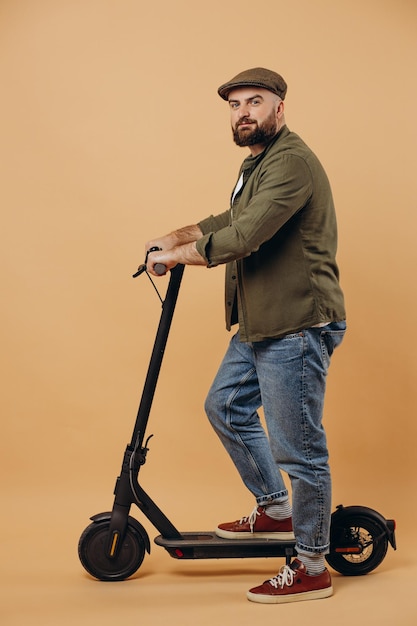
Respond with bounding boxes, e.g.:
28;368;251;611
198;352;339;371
78;261;396;581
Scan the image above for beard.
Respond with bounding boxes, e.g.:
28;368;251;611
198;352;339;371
232;109;278;147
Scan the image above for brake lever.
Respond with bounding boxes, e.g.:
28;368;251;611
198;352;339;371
133;247;167;278
132;264;146;278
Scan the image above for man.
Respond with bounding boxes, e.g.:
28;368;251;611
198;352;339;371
144;67;346;603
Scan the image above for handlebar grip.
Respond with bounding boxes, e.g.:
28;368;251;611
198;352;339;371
154;263;167;275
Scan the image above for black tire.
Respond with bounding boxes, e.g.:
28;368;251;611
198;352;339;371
78;520;146;581
326;514;388;576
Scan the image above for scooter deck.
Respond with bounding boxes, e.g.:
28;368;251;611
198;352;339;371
154;531;296;560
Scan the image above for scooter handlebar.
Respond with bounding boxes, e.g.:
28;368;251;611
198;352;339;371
132;247;167;278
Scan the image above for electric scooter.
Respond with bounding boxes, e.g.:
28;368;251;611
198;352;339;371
78;260;396;581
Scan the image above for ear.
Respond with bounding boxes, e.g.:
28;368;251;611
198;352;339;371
276;99;285;121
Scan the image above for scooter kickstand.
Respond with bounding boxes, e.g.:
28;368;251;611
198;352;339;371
285;547;294;566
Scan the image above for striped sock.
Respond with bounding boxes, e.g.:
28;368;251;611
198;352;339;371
264;499;292;520
297;553;326;575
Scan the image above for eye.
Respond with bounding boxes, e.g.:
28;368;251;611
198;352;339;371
251;98;261;106
229;102;239;110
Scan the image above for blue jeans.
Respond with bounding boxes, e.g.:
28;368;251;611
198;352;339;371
205;322;346;555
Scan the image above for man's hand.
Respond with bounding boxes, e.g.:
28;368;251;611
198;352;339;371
144;234;176;259
143;225;205;276
146;241;206;276
145;225;203;257
146;248;176;276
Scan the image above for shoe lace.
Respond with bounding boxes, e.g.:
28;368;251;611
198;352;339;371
239;505;261;532
268;564;296;589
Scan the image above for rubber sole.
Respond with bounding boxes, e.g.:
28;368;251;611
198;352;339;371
247;585;333;604
215;528;295;541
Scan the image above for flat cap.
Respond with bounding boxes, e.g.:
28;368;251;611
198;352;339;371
218;67;287;101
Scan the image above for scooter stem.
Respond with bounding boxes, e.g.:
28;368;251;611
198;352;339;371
131;263;185;450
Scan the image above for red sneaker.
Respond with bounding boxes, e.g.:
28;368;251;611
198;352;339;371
247;559;333;604
215;506;294;540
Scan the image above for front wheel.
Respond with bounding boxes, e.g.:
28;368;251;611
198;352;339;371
326;514;388;576
78;519;146;581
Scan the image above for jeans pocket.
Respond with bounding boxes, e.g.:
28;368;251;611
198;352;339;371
320;326;346;369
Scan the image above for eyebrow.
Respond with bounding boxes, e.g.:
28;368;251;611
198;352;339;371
228;94;265;105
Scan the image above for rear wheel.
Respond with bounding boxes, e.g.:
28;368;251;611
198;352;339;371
326;514;388;576
78;519;146;581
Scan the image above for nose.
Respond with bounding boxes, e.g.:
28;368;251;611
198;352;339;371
238;102;250;118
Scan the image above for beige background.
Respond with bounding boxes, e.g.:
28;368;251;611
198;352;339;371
1;0;416;624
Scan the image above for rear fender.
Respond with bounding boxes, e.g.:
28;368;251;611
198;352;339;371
331;504;396;550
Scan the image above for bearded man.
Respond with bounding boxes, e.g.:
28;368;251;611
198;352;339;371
143;68;346;604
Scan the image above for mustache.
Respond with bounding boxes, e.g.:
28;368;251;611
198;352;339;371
237;117;257;127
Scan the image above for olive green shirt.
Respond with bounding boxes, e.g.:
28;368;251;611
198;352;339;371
196;126;346;342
